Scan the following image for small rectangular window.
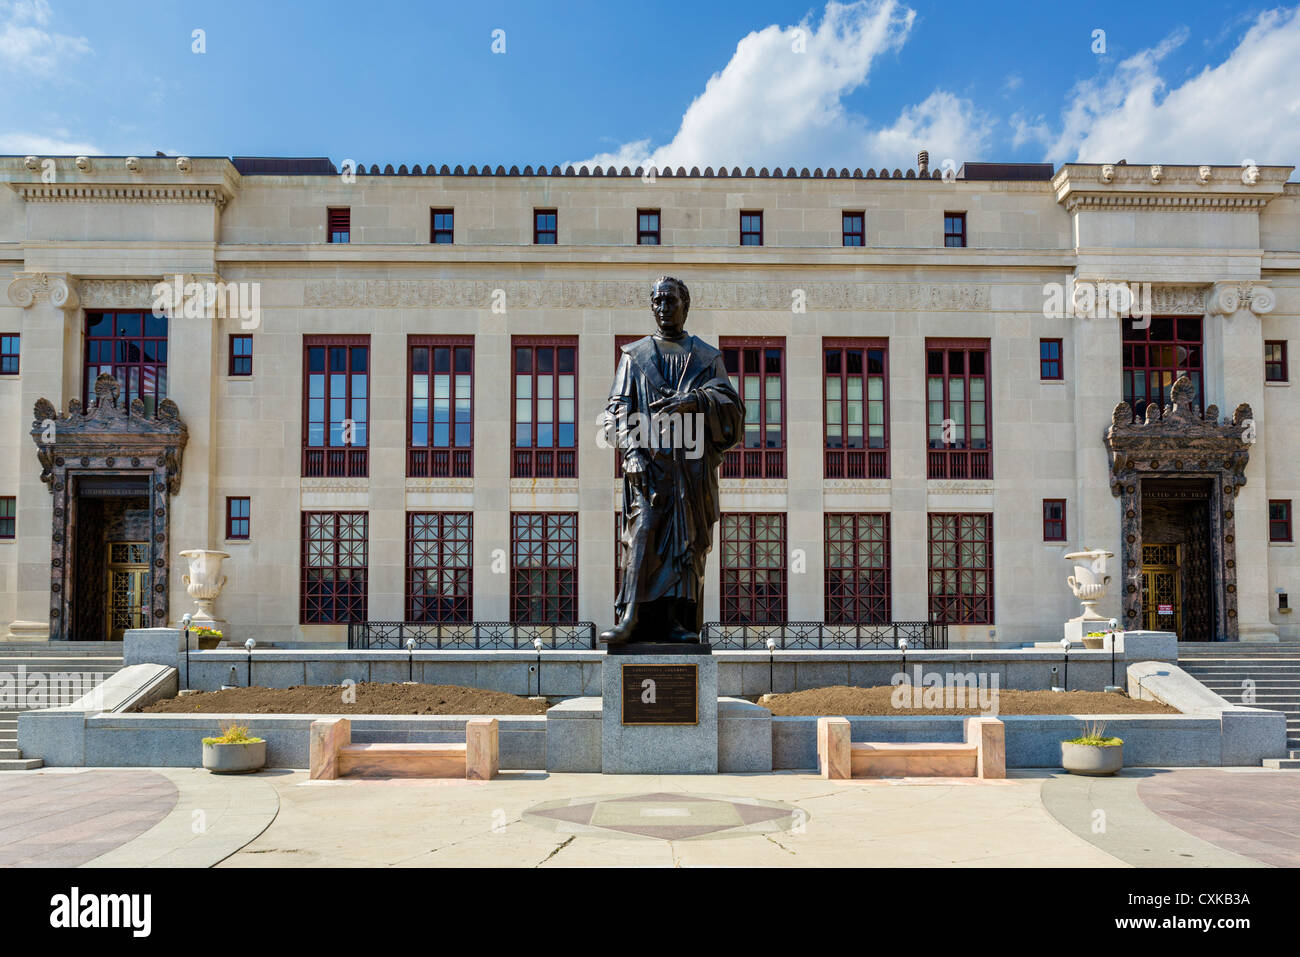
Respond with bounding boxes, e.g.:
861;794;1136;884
226;497;251;540
944;212;966;248
0;496;14;539
534;209;557;244
842;212;864;246
1043;499;1067;541
637;209;660;245
1265;340;1288;382
431;208;454;244
229;334;253;376
1270;500;1293;542
1040;338;1063;380
327;207;350;244
740;210;763;246
0;334;18;375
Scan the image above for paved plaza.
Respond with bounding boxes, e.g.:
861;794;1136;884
1;766;1296;868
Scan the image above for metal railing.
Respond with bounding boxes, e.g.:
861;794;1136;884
348;620;596;649
701;620;947;650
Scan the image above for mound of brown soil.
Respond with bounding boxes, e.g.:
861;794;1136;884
757;685;1179;716
140;682;549;715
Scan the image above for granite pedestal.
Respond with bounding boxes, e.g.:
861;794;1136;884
600;650;718;774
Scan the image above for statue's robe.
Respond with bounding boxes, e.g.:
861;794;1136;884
605;333;745;633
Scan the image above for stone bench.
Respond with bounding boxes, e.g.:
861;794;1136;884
817;715;1005;779
309;716;499;780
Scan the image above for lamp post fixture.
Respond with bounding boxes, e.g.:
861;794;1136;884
766;636;776;695
534;636;544;698
244;637;256;687
406;637;416;682
1059;636;1070;692
182;612;193;690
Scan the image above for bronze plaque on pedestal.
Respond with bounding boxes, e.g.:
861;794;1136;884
621;663;698;725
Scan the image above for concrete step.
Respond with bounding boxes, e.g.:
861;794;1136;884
0;758;42;771
1262;758;1300;770
0;747;21;759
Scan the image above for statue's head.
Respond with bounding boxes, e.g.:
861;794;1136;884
651;276;690;338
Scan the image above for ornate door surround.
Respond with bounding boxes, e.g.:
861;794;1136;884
31;374;188;640
1104;376;1251;641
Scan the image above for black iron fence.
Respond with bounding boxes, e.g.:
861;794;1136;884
701;621;947;650
348;621;597;650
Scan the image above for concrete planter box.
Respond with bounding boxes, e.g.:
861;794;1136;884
202;739;266;774
1061;740;1123;776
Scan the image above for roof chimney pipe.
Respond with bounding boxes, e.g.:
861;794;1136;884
917;150;929;177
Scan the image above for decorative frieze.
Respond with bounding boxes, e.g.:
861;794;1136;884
10;184;229;206
1149;284;1208;315
78;279;162;309
303;279;991;312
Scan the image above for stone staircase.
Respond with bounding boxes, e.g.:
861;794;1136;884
0;642;125;770
1179;642;1300;770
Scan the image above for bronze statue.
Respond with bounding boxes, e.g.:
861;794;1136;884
600;277;745;645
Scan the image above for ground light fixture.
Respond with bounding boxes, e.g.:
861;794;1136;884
182;612;193;690
245;637;256;687
1107;618;1120;690
1058;636;1070;691
766;636;776;694
534;636;544;698
406;637;416;682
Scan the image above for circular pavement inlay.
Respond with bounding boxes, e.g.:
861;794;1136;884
521;792;805;841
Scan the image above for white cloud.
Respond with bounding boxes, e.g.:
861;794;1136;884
0;131;100;154
571;0;992;172
1045;9;1300;164
0;0;91;75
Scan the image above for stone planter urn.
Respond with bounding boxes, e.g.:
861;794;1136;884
1064;547;1114;623
180;548;230;625
1061;740;1123;776
201;739;266;774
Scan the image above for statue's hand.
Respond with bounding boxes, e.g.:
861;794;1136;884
651;390;698;415
623;448;649;474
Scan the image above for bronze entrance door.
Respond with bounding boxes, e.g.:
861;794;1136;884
1141;544;1181;635
106;542;150;641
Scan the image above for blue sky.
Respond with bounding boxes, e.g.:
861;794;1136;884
2;0;1298;169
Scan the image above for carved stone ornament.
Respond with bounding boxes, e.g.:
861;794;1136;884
1210;281;1275;316
31;373;188;495
7;272;79;311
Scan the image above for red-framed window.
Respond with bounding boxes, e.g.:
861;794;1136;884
534;209;557;244
1122;315;1203;421
825;513;890;624
0;334;18;375
83;311;168;416
824;338;888;479
613;334;640;477
407;512;472;622
927;339;991;479
928;512;993;624
637;209;660;245
300;511;368;624
303;336;368;478
511;512;577;623
1270;500;1293;543
226;497;250;540
943;212;966;247
513;337;577;478
430;208;454;244
720;513;787;624
740;210;763;246
1265;340;1288;383
0;496;14;539
1043;499;1066;542
408;336;473;478
229;334;252;376
327;207;350;244
1040;338;1063;380
842;211;864;246
722;338;784;478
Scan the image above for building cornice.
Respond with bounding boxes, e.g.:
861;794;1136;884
1054;163;1292;213
9;183;232;206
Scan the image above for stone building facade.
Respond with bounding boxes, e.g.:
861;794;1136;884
0;154;1296;646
